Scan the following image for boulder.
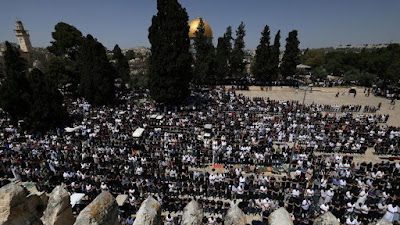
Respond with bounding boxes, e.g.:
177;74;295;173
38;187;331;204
268;207;293;225
74;191;118;225
181;200;203;225
224;203;246;225
42;185;75;225
370;218;393;225
133;196;162;225
313;212;339;225
0;183;44;225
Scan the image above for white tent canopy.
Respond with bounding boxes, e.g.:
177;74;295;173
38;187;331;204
64;126;83;133
70;193;85;207
132;128;145;138
116;194;128;206
204;124;212;130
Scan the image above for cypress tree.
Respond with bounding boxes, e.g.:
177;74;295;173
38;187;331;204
193;18;216;85
231;22;246;78
253;25;271;83
215;26;233;80
281;30;300;78
47;22;84;60
0;41;31;124
78;35;115;105
112;44;130;86
148;0;192;105
27;69;68;132
270;30;281;81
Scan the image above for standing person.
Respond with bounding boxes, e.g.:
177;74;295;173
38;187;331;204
390;98;396;110
383;201;398;222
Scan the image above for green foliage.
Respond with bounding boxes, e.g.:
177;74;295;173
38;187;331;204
193;18;216;85
281;30;300;78
0;42;31;123
78;35;115;105
230;22;246;78
215;26;233;80
0;42;67;132
301;49;325;68
26;69;68;132
343;68;377;87
47;22;84;93
113;44;130;85
312;66;328;80
252;25;271;82
47;22;84;60
125;50;136;60
269;30;281;81
148;0;192;105
44;57;78;92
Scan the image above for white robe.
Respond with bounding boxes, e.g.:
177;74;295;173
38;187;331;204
383;204;398;222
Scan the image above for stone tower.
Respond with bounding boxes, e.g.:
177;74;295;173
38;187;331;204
14;20;33;65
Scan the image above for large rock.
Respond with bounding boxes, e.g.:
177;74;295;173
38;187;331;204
0;183;45;225
133;196;162;225
224;203;246;225
313;212;339;225
268;207;293;225
42;185;75;225
74;191;118;225
370;218;393;225
181;200;203;225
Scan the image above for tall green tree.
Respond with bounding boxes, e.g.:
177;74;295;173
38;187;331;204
231;22;246;78
193;18;216;85
44;57;77;93
27;69;68;132
281;30;300;78
270;30;281;80
47;22;84;60
47;22;84;92
148;0;192;105
252;25;271;82
0;41;31;124
78;35;115;105
112;44;130;85
215;26;233;80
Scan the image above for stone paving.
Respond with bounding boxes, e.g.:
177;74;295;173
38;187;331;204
236;86;400;164
236;86;400;126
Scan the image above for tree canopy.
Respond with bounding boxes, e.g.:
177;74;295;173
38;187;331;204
148;0;192;105
252;25;271;83
281;30;300;78
193;18;216;85
47;22;84;60
113;44;130;85
230;22;246;78
0;42;31;123
215;26;233;80
78;35;115;105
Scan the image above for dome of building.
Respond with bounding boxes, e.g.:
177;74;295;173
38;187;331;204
189;17;213;38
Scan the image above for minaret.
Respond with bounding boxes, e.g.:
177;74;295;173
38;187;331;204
14;20;33;65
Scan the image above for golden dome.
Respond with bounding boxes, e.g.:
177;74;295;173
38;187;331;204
189;17;213;38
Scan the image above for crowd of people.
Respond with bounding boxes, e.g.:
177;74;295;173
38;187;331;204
0;87;399;225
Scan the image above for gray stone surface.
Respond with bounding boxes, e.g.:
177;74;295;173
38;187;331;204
42;185;74;225
370;218;393;225
313;212;339;225
181;200;203;225
268;207;293;225
0;183;44;225
74;191;118;225
133;196;162;225
224;203;246;225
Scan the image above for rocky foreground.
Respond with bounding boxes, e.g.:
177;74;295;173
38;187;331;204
0;183;393;225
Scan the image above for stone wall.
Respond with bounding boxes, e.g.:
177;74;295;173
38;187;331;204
0;184;394;225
